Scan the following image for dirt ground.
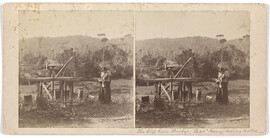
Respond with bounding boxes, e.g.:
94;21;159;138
136;79;250;128
19;79;134;128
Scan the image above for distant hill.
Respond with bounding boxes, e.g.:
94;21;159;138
136;35;250;58
19;35;133;59
226;35;250;53
19;35;249;60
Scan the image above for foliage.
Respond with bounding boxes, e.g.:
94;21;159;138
20;44;133;81
137;44;250;80
174;49;196;77
36;93;51;110
21;53;47;66
141;55;157;66
91;45;131;78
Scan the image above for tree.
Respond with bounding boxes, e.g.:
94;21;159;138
211;44;249;79
174;49;195;77
55;48;78;77
141;55;157;66
22;53;39;65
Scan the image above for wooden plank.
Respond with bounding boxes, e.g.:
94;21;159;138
36;82;40;93
188;82;192;102
64;81;67;101
39;81;43;95
60;81;63;100
181;82;186;108
170;81;173;102
182;82;186;102
161;84;172;102
154;83;159;98
52;81;55;100
163;57;192;90
69;82;73;100
158;82;161;97
179;82;182;100
174;57;192;78
39;56;74;90
143;78;210;83
27;77;87;82
42;83;53;100
55;56;74;77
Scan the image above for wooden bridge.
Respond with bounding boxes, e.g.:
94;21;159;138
142;78;214;105
27;77;95;101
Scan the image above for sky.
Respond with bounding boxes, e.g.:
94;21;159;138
19;10;134;39
19;10;249;40
136;11;250;40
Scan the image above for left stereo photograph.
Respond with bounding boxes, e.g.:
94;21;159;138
18;10;135;128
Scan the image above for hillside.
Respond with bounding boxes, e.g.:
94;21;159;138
19;35;249;60
136;35;250;58
19;35;133;59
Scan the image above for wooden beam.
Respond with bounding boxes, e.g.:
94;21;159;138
163;57;193;90
36;82;40;93
27;77;86;82
60;81;63;100
52;81;55;100
170;81;173;102
69;82;73;100
161;84;172;103
178;82;182;100
64;81;67;101
154;83;159;98
39;81;42;95
188;82;192;102
42;82;53;100
174;57;192;78
182;82;186;102
158;82;161;97
143;78;209;83
55;56;74;77
37;56;74;91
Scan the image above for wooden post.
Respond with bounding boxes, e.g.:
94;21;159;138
164;57;192;90
178;82;182;101
43;56;74;90
66;82;69;100
196;88;202;103
158;82;161;97
155;83;159;99
64;81;67;101
40;81;43;95
60;81;63;100
50;81;53;94
52;81;55;100
188;82;192;102
170;81;173;102
182;82;186;102
69;81;73;100
36;81;40;93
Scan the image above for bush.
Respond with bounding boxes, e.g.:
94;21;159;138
137;44;250;80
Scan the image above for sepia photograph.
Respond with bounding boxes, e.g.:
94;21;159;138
2;3;267;135
18;10;134;128
135;11;250;128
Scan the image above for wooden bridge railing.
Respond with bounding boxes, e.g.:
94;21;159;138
141;78;215;106
27;77;97;101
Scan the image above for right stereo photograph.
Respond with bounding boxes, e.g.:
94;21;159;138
135;11;250;128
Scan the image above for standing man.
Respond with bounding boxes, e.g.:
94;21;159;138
215;67;229;104
98;67;111;104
